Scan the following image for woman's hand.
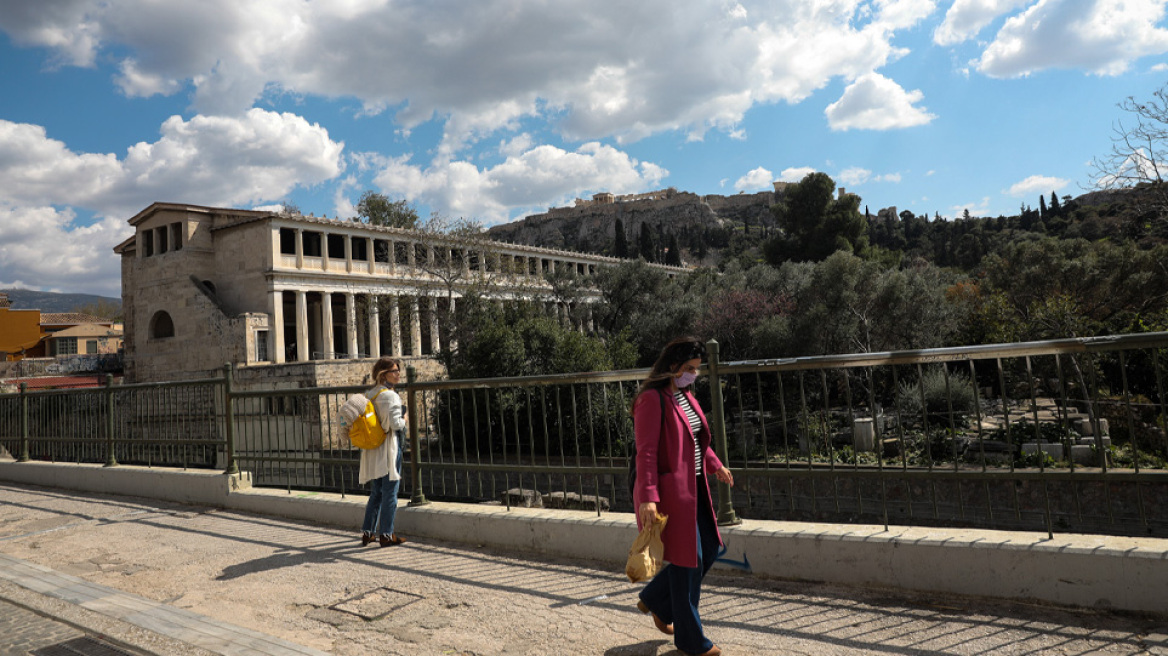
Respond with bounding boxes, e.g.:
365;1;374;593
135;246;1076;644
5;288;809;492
714;467;734;487
638;501;658;527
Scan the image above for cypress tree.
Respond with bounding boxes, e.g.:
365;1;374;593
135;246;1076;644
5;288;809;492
665;234;682;266
613;219;628;258
638;223;655;262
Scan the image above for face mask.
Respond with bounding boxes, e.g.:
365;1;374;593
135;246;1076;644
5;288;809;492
676;371;698;388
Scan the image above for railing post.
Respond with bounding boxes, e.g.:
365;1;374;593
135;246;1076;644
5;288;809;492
706;338;741;526
104;374;118;467
18;382;30;462
406;365;429;506
223;363;239;475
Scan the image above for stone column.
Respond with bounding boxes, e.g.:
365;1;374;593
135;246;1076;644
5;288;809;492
344;235;353;273
447;296;458;351
295;290;309;362
389;295;402;357
367;238;376;274
270;290;285;364
321;291;334;359
321;234;330;272
295;229;304;269
409;296;422;356
368;294;381;359
429;296;441;353
407;240;416;271
345;293;358;358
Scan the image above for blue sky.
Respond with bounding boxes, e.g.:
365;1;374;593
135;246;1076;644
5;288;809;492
1;0;1167;298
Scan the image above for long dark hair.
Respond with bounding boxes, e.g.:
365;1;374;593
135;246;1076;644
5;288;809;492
631;336;705;411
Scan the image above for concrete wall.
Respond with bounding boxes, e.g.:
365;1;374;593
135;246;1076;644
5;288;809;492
3;459;1165;616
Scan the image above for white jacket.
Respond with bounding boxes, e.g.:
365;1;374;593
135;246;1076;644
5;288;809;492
357;385;407;484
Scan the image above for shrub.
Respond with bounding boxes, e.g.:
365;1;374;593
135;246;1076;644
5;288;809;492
897;366;977;423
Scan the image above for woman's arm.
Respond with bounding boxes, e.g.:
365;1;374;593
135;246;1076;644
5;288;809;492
377;390;407;433
633;390;664;526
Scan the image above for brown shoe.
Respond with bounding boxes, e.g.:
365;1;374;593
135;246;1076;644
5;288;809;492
693;646;721;656
379;534;406;547
361;532;374;546
636;600;673;635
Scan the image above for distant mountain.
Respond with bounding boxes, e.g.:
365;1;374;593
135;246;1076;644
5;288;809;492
1;289;122;316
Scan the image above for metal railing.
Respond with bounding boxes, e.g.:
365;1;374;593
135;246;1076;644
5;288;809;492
2;332;1166;538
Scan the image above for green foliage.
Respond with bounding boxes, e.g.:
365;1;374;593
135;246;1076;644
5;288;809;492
613;218;628;258
436;302;638;457
896;366;977;422
354;190;419;229
764;172;868;264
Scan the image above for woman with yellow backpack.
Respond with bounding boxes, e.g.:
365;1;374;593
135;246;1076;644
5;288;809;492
358;357;408;547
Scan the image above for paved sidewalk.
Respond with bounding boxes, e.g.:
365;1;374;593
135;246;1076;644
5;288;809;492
1;481;1166;656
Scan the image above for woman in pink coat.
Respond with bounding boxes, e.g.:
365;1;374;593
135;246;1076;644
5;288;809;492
632;337;734;656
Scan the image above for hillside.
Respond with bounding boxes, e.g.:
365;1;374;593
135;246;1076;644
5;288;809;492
487;188;778;265
1;288;122;316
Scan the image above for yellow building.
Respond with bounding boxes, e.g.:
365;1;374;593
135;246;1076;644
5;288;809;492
0;296;47;360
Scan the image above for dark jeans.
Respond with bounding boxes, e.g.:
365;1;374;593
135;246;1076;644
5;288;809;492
639;481;719;655
361;438;404;536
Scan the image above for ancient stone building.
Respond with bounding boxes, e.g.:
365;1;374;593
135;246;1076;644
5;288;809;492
115;203;683;384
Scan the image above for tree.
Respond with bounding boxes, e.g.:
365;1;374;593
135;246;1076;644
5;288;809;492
355;190;419;229
763;172;867;264
1049;191;1062;216
638;222;655;262
410;214;516;360
613;219;629;258
71;299;122;321
665;234;682;266
1090;84;1168;229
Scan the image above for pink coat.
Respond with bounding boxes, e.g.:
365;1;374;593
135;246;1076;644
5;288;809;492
632;387;724;568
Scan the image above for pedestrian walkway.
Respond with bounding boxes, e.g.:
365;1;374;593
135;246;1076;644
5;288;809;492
1;481;1166;656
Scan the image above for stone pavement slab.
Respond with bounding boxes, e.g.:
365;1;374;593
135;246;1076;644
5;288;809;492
2;481;1167;656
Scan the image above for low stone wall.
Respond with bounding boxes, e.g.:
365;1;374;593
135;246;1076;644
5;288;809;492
3;459;1166;616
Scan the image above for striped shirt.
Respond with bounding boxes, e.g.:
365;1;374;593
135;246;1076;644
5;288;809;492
675;391;703;476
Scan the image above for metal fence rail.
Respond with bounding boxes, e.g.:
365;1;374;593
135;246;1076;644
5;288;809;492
2;332;1166;538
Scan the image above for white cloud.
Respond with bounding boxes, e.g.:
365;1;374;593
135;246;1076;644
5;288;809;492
500;134;535;158
934;0;1031;46
0;110;344;294
838;167;872;186
0;204;126;296
733;167;774;191
373;142;668;224
1006;174;1070;197
977;0;1168;78
777;167;817;182
878;172;902;183
825;73;935;131
950;196;992;217
0;0;933;150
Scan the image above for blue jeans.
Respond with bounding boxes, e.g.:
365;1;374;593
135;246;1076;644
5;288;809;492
639;481;720;655
361;437;404;536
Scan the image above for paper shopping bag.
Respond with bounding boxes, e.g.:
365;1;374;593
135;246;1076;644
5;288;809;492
625;513;668;583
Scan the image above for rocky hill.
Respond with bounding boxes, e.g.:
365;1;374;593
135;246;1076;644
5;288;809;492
487;188;780;259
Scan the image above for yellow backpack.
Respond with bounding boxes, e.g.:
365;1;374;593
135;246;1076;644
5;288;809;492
348;390;387;450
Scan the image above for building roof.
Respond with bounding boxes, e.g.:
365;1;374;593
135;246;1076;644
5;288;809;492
48;324;124;339
40;313;113;327
2;375;108;390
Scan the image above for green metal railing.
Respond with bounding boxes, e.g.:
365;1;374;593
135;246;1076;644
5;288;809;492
2;332;1166;537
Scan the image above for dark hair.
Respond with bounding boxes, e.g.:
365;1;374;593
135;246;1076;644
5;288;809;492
371;357;402;388
632;336;705;410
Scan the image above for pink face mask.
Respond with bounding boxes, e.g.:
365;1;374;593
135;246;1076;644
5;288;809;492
676;371;698;388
